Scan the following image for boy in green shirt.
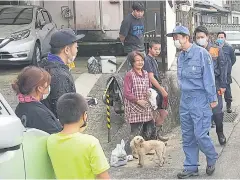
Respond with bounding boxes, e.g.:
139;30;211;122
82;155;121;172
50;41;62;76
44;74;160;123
47;93;110;179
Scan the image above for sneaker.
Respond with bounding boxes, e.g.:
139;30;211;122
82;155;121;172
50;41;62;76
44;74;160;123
206;164;215;176
227;107;232;113
177;169;199;179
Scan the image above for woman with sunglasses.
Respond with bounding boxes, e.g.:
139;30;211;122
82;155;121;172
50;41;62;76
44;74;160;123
12;66;62;134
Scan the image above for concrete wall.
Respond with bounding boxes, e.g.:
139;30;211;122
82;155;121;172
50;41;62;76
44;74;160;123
166;0;176;70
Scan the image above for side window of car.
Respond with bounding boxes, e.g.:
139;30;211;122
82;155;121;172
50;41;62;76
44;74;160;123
42;11;50;24
36;10;45;27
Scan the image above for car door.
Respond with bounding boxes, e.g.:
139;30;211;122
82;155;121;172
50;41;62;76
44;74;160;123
41;9;57;55
0;94;25;179
35;9;50;55
0;149;26;179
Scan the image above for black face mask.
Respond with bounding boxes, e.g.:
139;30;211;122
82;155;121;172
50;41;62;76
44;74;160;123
80;119;87;128
80;113;88;128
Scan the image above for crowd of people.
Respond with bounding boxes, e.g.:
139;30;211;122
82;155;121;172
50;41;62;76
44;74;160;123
120;1;236;179
10;1;236;179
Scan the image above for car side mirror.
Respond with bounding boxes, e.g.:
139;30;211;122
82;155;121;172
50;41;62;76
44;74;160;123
0;116;24;152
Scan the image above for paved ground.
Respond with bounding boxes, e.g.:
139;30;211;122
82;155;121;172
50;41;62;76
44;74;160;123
1;55;240;179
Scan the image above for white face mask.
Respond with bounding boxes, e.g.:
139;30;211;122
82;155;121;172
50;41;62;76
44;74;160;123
67;56;76;64
196;38;207;47
42;86;51;100
174;40;182;49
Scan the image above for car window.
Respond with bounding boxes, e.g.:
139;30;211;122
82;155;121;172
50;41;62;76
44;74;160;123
0;7;33;25
42;11;50;24
36;10;44;26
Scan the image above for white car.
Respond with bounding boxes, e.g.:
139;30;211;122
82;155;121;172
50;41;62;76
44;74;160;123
224;31;240;53
0;93;55;179
0;5;57;65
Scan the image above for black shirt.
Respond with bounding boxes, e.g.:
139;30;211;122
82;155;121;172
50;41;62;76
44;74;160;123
40;57;76;118
15;101;63;134
119;13;145;52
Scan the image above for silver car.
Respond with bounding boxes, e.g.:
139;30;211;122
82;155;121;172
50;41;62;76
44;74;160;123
225;31;240;54
0;5;57;65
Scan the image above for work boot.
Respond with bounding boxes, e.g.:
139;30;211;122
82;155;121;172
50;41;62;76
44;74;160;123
177;169;199;179
206;164;216;176
217;132;226;145
214;113;226;145
226;102;232;113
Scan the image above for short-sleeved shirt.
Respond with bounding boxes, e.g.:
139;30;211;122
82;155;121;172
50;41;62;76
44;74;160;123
143;55;161;81
47;132;110;179
119;13;145;52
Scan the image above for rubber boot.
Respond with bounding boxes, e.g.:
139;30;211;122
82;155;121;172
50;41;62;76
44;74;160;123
213;113;226;145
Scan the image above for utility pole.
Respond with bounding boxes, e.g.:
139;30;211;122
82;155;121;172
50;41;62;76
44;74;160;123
160;0;166;73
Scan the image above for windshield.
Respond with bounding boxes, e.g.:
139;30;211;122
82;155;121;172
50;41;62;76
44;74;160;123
0;7;33;25
225;32;240;41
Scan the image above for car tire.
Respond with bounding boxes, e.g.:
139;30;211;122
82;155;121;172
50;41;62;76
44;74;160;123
32;43;41;67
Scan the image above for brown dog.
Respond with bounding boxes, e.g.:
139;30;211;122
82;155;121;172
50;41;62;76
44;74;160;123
130;136;167;167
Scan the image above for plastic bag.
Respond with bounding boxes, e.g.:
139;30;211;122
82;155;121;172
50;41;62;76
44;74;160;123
110;139;128;167
87;56;102;74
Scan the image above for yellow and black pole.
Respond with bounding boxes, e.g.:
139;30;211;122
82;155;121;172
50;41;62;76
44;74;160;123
105;90;111;142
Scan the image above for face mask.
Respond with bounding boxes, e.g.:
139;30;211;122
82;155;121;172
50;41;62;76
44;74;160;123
197;38;207;46
42;86;50;100
79;115;88;133
67;56;76;64
174;40;182;49
216;39;224;45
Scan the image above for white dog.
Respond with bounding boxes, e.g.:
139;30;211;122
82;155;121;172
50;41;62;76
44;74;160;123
147;88;158;110
130;136;167;167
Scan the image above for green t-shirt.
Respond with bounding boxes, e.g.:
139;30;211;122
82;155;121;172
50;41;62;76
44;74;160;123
47;132;110;179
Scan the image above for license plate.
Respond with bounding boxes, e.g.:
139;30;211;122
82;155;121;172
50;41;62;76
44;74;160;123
67;62;75;69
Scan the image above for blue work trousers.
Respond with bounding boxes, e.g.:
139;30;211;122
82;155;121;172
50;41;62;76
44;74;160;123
180;91;218;171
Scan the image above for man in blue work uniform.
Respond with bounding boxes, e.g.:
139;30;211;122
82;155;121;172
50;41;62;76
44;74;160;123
194;26;227;145
167;26;218;179
216;32;236;113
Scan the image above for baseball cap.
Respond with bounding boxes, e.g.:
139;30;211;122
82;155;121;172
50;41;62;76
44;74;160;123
166;26;190;37
50;28;85;48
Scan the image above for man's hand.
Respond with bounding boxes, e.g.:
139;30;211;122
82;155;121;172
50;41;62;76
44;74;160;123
137;100;148;108
210;101;218;109
219;88;226;94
